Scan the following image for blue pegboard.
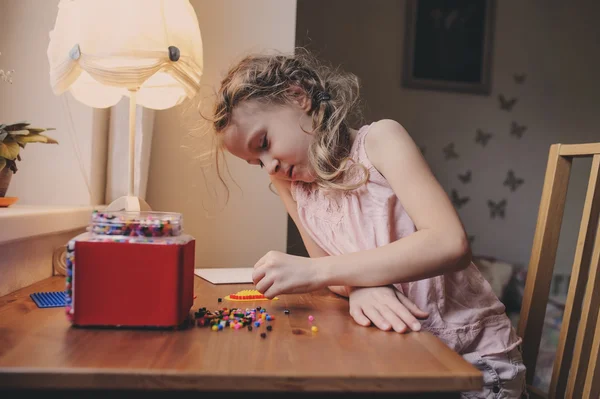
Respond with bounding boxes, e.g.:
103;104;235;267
30;291;66;308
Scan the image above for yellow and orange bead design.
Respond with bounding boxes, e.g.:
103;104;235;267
224;289;278;301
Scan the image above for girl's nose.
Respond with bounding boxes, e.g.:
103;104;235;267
265;158;280;175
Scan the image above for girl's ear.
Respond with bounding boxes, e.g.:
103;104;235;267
288;85;312;112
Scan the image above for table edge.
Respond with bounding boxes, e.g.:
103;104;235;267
0;367;483;392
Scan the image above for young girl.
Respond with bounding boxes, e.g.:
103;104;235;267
208;51;526;398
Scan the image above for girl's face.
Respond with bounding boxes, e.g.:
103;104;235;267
221;98;316;183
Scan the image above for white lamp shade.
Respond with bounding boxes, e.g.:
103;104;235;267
48;0;203;110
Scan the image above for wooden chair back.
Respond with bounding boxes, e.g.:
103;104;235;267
518;143;600;398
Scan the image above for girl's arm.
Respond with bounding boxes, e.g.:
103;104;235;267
269;176;351;297
317;119;472;288
268;177;429;332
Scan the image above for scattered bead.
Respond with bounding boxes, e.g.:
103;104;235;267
308;315;314;321
311;326;318;332
260;332;267;339
284;309;290;315
218;298;222;303
194;305;277;334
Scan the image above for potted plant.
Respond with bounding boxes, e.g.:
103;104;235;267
1;52;59;205
0;122;58;200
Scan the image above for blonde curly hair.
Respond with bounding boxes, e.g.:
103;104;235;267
208;49;368;195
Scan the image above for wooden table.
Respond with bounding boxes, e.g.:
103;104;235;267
0;276;482;397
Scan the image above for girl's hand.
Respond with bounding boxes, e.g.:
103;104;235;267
253;251;323;298
348;286;429;333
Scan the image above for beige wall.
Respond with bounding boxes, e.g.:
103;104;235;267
0;0;108;206
146;0;297;268
296;0;600;274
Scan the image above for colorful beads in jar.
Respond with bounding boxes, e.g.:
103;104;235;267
89;210;183;238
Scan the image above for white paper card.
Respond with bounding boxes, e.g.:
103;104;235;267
194;267;254;284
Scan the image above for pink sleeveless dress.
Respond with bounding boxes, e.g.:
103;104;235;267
291;123;522;357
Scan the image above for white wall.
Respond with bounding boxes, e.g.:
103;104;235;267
296;0;600;273
0;0;108;206
146;0;297;268
0;0;108;205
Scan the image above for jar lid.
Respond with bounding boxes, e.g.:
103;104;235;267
89;210;183;237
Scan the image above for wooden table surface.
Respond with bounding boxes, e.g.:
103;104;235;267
0;276;482;397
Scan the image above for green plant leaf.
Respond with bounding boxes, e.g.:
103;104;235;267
5;122;30;131
9;129;30;136
0;140;19;160
25;127;55;134
0;157;6;172
15;134;58;145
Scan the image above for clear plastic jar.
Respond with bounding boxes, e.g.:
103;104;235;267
89;210;182;238
81;210;190;244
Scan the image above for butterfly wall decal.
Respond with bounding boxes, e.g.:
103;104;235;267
510;121;527;139
488;199;507;219
498;94;518;111
451;189;470;209
504;170;524;192
458;170;472;184
475;129;493;147
443;143;459;160
514;73;527;84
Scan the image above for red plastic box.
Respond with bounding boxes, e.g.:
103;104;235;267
65;211;195;328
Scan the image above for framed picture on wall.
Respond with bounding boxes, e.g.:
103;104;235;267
402;0;496;95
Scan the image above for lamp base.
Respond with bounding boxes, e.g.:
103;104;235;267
104;196;152;212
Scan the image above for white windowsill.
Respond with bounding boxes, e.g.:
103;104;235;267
0;205;101;245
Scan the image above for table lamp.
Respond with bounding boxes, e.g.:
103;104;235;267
47;0;203;211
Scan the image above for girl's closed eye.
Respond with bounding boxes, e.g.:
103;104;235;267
258;134;268;168
260;134;268;150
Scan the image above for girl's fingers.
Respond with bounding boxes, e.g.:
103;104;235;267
253;254;267;270
378;303;408;333
362;305;391;331
252;267;267;286
349;307;371;327
255;275;274;294
386;300;420;332
263;285;279;299
395;290;429;319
